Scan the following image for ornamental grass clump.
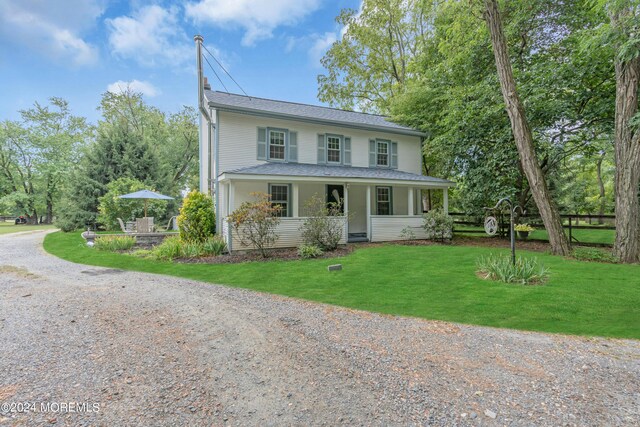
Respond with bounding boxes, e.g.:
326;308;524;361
477;254;549;285
202;236;227;256
298;244;324;259
93;235;136;252
152;236;184;260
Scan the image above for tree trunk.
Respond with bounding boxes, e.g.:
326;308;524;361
612;55;640;263
596;152;606;225
483;0;571;256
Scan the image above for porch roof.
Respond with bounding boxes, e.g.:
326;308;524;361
219;163;454;187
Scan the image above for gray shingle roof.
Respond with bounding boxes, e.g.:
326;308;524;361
224;163;454;186
204;90;425;136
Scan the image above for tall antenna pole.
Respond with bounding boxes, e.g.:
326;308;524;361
194;34;209;194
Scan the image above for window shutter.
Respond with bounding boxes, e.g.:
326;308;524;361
389;187;394;215
369;139;376;167
257;127;267;160
391;142;398;169
317;134;326;164
344;137;351;166
288;131;298;163
288;184;293;217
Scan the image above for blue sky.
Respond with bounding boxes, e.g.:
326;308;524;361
0;0;360;124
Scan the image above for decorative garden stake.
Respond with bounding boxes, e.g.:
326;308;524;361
487;198;524;265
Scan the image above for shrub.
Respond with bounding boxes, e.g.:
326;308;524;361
177;190;216;243
423;209;453;242
573;247;617;263
476;254;549;285
228;192;281;257
152;236;184;260
203;236;227;256
98;177;167;231
298;244;324;259
93;235;136;252
400;226;417;241
299;193;344;251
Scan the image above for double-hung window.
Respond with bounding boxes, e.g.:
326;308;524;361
376;141;389;167
269;129;286;161
327;135;341;163
269;184;290;217
376;186;392;215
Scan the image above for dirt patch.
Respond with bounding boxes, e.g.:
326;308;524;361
0;265;40;279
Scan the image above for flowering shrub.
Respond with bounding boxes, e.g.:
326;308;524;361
228;192;281;257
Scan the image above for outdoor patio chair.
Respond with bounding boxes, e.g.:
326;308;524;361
136;217;155;233
117;218;135;233
163;216;177;231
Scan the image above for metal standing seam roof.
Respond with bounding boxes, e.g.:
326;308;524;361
223;163;454;185
204;90;426;136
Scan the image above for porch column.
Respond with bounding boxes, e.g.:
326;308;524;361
228;181;235;215
343;183;349;215
408;187;414;216
443;187;449;214
366;185;372;240
344;183;349;236
292;183;299;217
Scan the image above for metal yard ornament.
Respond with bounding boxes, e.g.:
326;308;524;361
486;198;525;265
484;216;498;236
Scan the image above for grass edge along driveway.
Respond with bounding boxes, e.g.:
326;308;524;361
43;231;640;340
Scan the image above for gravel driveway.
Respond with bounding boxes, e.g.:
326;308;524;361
0;231;638;426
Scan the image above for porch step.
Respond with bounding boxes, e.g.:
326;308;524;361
347;233;369;243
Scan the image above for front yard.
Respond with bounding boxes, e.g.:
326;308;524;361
44;231;640;339
0;222;56;235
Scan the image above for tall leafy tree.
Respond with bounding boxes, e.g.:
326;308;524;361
0;98;90;223
56;89;198;230
482;0;571;255
590;0;640;262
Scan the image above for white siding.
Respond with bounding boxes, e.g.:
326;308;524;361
370;216;426;242
225;217;348;251
217;111;422;176
369;215;452;242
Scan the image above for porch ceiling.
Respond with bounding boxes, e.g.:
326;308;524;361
219;163;455;188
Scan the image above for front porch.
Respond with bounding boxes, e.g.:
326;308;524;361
217;172;453;251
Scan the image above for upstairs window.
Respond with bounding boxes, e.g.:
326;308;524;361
369;139;398;169
327;135;341;163
317;134;351;166
269;130;286;160
376;141;389;166
258;127;297;163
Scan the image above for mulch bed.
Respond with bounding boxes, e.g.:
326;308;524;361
178;245;354;264
173;235;550;265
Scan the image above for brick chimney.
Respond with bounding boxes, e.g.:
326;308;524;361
203;76;211;90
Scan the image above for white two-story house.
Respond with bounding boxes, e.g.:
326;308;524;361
198;88;454;251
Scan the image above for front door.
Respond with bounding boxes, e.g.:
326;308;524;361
326;185;344;214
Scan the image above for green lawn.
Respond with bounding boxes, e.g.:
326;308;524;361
43;231;640;340
0;222;56;235
454;226;615;245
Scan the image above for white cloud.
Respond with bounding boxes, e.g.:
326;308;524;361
185;0;322;46
107;80;160;97
285;32;338;66
309;32;337;64
0;0;103;66
106;5;191;67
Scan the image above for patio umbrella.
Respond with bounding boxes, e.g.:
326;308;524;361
118;189;174;217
